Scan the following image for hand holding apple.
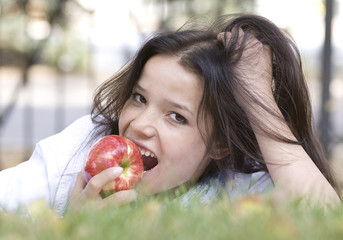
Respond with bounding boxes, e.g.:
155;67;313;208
83;135;143;198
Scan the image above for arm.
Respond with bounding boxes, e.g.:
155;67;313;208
218;30;340;206
0;115;95;213
248;87;340;206
69;167;138;210
0;144;50;211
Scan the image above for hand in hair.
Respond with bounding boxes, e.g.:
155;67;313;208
217;28;273;113
217;28;341;207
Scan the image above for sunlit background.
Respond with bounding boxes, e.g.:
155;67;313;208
0;0;342;186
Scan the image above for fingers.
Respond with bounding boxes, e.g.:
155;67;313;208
69;171;91;209
218;27;271;70
217;31;232;48
98;190;138;209
69;167;124;209
70;171;87;199
218;28;262;54
217;27;245;45
217;32;231;42
217;27;273;110
82;167;123;199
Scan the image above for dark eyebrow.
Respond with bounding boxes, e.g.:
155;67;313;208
135;83;146;92
135;83;195;117
165;100;195;117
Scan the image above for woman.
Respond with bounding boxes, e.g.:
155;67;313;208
0;13;340;215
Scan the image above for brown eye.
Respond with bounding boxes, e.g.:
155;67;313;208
132;93;146;104
170;112;187;125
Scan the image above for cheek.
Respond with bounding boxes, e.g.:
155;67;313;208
169;138;209;178
118;104;131;136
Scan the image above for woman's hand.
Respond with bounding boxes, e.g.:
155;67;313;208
218;29;274;112
69;167;138;210
217;29;341;207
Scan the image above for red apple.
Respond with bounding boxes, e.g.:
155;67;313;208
83;135;143;197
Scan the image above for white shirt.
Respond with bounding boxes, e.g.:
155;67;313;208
0;115;273;215
0;115;97;215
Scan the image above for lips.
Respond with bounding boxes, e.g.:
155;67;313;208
139;147;158;172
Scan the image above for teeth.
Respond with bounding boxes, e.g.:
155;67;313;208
139;147;155;158
146;150;153;157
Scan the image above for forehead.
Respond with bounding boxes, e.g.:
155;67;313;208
141;54;202;83
138;55;204;107
137;54;213;139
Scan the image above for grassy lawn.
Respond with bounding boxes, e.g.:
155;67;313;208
1;193;343;240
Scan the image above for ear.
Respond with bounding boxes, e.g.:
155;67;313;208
209;144;230;160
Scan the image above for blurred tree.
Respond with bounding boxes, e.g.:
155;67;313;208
319;0;334;158
139;0;256;30
0;0;92;128
0;0;94;165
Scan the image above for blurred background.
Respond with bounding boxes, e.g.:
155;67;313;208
0;0;342;186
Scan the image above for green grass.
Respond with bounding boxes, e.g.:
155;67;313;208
1;194;343;240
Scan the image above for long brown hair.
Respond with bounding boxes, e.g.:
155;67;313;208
90;13;339;192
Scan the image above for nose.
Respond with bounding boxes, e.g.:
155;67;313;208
129;108;158;139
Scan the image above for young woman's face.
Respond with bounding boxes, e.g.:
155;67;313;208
118;54;211;195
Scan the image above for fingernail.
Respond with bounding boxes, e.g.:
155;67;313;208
113;167;123;175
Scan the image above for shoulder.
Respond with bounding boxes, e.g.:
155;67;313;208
37;114;98;173
225;169;274;200
37;115;102;214
0;115;100;214
177;168;274;206
52;115;95;142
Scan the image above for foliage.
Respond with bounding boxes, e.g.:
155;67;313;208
0;0;91;71
1;194;342;240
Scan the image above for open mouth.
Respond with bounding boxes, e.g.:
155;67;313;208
140;148;158;172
